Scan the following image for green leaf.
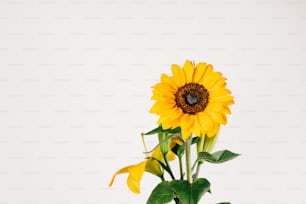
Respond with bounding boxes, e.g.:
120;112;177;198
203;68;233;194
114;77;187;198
190;178;211;203
217;202;231;204
144;125;181;135
147;178;210;204
146;182;175;204
144;126;163;135
169;180;190;203
198;150;240;164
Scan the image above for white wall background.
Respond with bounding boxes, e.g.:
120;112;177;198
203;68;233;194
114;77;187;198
0;0;305;203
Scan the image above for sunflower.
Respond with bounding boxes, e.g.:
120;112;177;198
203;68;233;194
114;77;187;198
150;60;234;139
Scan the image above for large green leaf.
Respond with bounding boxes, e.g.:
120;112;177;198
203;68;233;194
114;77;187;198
146;182;175;204
198;150;240;164
190;178;211;203
147;178;210;204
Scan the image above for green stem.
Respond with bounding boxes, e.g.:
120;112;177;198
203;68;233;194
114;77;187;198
194;161;203;179
178;156;184;180
185;136;192;184
163;153;175;180
191;159;198;172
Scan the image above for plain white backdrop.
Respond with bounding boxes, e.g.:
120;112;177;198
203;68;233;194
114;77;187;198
0;0;306;203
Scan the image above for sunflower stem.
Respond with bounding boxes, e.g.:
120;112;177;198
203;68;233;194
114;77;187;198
163;153;175;180
185;136;193;184
194;161;203;179
178;155;184;180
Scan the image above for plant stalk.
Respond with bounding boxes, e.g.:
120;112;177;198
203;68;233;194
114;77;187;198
185;136;193;184
194;161;203;179
163;153;175;180
178;156;184;180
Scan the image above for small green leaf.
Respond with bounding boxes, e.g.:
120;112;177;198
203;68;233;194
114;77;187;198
217;202;231;204
198;150;240;164
144;125;181;135
167;126;181;134
147;178;210;204
144;126;163;135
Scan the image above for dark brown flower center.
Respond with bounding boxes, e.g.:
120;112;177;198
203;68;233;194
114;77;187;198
175;83;209;115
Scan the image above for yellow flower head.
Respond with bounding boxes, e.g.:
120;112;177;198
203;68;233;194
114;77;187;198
150;60;234;139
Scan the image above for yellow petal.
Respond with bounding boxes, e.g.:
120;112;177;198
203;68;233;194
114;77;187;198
167;150;176;161
209;87;231;98
109;161;147;194
180;114;195;139
193;115;203;136
171;64;186;87
168;137;184;161
183;60;195;83
109;166;130;187
206;123;220;137
211;95;234;105
152;82;176;94
181;126;192;140
149;102;161;114
221;106;231;114
151;146;163;161
193;62;207;83
198;64;213;85
160;73;178;89
158;118;173;129
157;107;183;129
127;161;147;194
209;77;226;91
206;102;224;112
207;111;227;125
150;101;176;114
151;91;176;105
151;93;175;102
170;137;184;147
202;71;222;89
198;112;213;131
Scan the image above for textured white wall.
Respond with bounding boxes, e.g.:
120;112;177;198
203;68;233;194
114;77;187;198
0;0;305;203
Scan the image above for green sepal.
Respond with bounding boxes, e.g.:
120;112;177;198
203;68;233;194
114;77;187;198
192;137;200;145
158;132;170;154
198;150;240;164
172;143;185;157
147;178;210;204
147;157;172;178
144;125;181;135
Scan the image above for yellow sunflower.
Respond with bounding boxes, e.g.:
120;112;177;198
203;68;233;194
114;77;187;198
150;60;234;139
